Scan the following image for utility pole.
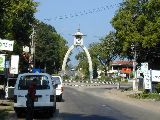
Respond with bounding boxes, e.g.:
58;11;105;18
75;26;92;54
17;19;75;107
131;43;137;91
30;26;35;71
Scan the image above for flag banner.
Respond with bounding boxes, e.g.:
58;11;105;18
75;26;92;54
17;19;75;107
0;55;5;71
141;62;148;73
0;39;14;51
10;55;19;74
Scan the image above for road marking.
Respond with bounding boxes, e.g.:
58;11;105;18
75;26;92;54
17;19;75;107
102;104;112;111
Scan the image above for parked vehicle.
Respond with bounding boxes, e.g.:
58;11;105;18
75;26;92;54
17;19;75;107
14;73;56;117
51;76;63;102
5;77;17;99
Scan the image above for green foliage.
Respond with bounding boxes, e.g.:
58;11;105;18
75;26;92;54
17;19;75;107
34;21;68;74
0;110;8;120
0;0;38;72
75;51;89;78
63;75;70;80
89;32;120;67
0;1;68;74
111;0;160;69
112;77;121;82
155;83;160;93
93;64;98;79
0;0;38;46
75;75;81;80
129;93;160;101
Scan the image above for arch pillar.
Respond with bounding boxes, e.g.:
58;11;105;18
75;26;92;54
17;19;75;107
62;45;74;72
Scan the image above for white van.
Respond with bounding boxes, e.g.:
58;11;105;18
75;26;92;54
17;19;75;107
5;77;17;99
14;73;56;117
51;76;63;102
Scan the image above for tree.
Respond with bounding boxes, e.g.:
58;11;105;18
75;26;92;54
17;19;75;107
75;51;89;79
89;32;120;76
0;0;38;72
34;21;68;74
0;0;37;47
112;0;160;69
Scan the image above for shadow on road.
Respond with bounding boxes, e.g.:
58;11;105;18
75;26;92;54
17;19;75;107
53;109;134;120
54;113;134;120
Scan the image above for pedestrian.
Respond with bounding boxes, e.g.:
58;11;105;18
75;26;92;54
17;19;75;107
26;79;36;120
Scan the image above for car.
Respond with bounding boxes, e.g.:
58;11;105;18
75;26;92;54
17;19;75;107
14;73;56;117
51;76;63;102
5;77;17;99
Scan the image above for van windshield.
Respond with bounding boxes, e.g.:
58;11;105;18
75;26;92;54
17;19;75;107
18;75;50;90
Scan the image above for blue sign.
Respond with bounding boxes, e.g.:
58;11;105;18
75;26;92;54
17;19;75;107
32;68;41;73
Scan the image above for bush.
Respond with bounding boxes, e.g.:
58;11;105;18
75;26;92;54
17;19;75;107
63;75;70;80
129;93;160;101
155;83;160;93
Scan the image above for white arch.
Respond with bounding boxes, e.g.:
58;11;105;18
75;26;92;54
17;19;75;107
62;45;93;80
62;45;74;71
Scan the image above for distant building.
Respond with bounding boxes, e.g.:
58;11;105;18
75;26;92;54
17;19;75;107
108;61;137;79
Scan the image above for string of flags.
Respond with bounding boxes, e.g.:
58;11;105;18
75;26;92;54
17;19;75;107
45;3;121;21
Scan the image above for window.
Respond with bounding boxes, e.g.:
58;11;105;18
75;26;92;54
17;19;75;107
52;77;61;85
18;75;50;90
8;78;17;87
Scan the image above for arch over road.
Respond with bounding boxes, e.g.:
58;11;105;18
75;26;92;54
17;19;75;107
61;29;93;80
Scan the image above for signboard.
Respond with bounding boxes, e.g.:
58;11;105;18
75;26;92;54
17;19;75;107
144;71;152;89
141;63;148;73
0;39;14;51
151;70;160;82
136;68;142;78
10;55;19;74
23;46;29;52
0;55;5;71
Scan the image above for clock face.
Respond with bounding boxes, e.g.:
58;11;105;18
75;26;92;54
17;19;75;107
75;38;82;44
74;37;83;46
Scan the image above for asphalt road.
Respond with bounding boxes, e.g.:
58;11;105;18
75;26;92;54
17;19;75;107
52;87;160;120
11;86;160;120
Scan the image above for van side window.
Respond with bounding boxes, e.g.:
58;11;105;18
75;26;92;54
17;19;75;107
18;78;28;90
52;77;61;85
8;78;16;87
42;80;50;89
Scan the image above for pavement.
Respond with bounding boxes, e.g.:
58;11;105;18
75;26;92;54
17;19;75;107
0;99;14;119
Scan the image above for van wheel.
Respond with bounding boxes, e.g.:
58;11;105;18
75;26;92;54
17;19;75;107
16;111;22;118
49;110;53;117
48;108;55;117
59;95;62;102
53;101;56;113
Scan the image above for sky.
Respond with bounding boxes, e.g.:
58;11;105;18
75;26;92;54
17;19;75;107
34;0;123;66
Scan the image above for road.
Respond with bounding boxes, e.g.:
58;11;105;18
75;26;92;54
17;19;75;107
10;86;160;120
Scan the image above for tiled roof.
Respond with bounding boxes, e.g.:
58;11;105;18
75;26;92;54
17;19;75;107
111;61;134;66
